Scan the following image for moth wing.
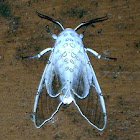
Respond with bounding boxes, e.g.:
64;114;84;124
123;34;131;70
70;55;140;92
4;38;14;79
32;58;62;128
74;52;107;131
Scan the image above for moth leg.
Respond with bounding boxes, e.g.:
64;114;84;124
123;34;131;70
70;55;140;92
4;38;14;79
79;26;87;39
46;25;57;40
86;48;117;61
22;48;53;59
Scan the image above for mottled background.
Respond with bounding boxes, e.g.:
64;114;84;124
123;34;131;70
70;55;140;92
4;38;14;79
0;0;139;139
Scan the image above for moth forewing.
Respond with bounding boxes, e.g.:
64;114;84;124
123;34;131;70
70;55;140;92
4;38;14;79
74;51;106;130
34;88;61;128
33;57;62;128
74;85;106;130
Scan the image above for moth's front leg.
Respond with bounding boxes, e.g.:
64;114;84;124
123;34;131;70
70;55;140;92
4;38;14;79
46;25;57;40
22;48;53;59
86;48;117;61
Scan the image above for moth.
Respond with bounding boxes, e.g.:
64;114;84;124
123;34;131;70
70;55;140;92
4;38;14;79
24;12;116;131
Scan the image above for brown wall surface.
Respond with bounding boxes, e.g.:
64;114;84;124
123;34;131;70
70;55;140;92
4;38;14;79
0;0;139;140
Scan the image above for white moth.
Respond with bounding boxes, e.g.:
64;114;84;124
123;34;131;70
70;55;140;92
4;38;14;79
24;12;116;131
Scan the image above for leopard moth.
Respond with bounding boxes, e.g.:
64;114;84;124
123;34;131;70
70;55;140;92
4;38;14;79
24;11;116;131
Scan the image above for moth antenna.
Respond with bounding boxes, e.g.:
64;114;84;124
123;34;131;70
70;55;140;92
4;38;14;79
74;15;108;31
36;11;64;31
